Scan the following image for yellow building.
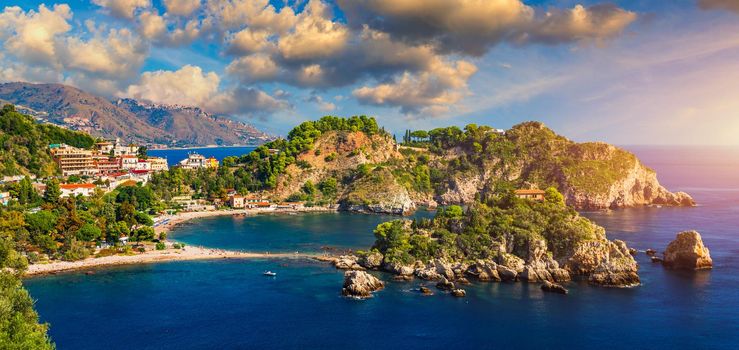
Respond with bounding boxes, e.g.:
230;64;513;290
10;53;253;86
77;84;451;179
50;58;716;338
49;144;95;176
205;157;219;169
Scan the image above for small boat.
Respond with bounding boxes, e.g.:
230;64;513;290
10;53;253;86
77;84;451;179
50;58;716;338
263;271;277;276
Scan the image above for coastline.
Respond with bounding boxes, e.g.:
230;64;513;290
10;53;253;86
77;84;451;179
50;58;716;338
24;245;324;277
25;206;338;278
154;206;338;235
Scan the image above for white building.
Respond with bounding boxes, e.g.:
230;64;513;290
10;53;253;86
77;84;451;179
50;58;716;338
148;157;169;172
60;183;97;197
178;153;207;170
95;138;139;157
121;155;139;170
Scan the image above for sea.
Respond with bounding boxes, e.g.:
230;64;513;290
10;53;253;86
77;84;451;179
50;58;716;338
24;146;739;349
147;146;256;166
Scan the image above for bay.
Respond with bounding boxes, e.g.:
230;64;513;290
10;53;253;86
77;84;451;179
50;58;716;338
24;146;739;349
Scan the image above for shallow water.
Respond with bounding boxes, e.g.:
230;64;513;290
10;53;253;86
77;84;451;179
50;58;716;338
24;146;739;349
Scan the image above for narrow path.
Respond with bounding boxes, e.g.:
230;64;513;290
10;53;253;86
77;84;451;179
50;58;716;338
24;246;333;277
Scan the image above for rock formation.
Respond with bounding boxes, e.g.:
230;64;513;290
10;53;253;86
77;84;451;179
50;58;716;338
567;240;640;287
342;271;384;298
451;289;466;297
541;281;568;295
663;231;713;270
358;251;383;270
333;255;364;270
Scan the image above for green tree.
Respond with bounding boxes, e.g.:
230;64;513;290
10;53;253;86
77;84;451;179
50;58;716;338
43;179;61;204
545;187;565;206
131;227;155;242
75;223;102;242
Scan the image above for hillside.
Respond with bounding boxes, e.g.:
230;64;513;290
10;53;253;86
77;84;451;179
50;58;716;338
233;117;693;213
0;82;272;147
0;105;95;177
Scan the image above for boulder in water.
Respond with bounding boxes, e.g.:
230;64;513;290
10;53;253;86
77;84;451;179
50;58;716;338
541;281;568;295
342;271;384;298
451;289;466;297
435;276;456;291
663;231;713;270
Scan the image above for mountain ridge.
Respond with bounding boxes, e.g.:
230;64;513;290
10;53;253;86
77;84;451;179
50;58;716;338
0;82;273;147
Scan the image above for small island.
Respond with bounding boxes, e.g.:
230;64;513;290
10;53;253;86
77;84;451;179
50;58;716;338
333;187;640;298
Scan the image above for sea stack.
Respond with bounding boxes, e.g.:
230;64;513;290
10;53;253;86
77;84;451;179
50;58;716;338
663;231;713;270
342;271;384;298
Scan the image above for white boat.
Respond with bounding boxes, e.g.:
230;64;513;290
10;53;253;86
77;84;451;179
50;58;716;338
263;271;277;276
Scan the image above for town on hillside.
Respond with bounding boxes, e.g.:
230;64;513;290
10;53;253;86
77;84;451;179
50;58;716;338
1;139;284;214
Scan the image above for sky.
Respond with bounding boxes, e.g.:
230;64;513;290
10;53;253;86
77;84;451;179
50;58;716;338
1;0;739;145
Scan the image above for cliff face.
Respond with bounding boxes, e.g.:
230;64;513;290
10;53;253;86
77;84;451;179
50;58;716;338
266;120;692;212
431;124;694;210
271;130;415;215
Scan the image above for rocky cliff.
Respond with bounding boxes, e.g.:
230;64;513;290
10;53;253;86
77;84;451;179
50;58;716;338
430;123;694;210
257;118;692;213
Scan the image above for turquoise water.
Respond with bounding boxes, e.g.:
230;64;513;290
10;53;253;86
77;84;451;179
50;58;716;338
24;146;739;349
169;211;434;253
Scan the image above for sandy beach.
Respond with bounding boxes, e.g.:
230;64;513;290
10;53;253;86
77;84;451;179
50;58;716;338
25;207;338;277
25;245;323;277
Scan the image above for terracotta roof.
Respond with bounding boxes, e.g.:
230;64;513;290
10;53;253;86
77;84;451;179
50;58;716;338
60;183;96;190
514;189;546;195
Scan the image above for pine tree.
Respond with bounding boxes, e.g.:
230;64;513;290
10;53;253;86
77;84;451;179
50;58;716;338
43;178;61;204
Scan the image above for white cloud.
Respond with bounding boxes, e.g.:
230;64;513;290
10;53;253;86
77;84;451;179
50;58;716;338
61;27;147;80
92;0;151;19
0;4;72;65
277;0;349;60
228;28;273;54
138;11;167;40
124;65;220;106
164;0;202;17
354;59;477;114
225;54;280;82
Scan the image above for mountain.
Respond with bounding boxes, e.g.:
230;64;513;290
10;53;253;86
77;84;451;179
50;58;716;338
0;82;272;147
236;117;693;213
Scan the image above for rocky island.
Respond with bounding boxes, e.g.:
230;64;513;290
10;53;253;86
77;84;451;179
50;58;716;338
232;117;693;215
330;188;642;294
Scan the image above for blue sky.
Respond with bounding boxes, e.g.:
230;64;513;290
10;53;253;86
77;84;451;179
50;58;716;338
2;0;739;145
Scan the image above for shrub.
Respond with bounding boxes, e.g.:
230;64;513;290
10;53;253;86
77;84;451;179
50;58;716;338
155;242;166;250
324;153;337;162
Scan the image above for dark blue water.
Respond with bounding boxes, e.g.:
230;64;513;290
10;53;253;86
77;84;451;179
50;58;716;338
24;146;739;349
147;146;256;166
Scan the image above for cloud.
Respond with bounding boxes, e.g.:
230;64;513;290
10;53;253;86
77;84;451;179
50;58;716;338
227;28;274;54
124;64;220;106
136;10;202;46
225;54;280;82
204;0;296;33
338;0;636;55
0;4;72;65
277;0;349;60
353;59;477;115
698;0;739;13
204;86;289;116
164;0;202;17
523;4;637;45
92;0;151;19
122;64;288;116
61;27;148;80
307;95;337;112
